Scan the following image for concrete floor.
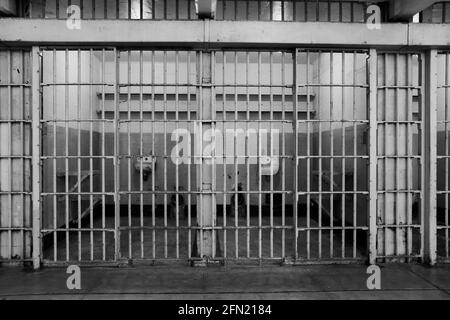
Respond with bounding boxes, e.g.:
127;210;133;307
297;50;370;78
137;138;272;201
0;264;449;300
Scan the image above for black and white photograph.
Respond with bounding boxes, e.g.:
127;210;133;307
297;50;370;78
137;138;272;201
0;0;449;305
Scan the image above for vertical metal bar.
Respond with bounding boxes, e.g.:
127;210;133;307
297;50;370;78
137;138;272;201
395;54;400;257
114;48;120;261
330;51;334;258
77;49;82;261
196;49;215;261
89;49;94;261
53;49;57;261
65;49;69;262
139;50;144;259
293;49;299;260
187;51;192;259
223;51;227;259
383;53;388;259
318;50;322;259
446;53;450;258
352;51;357;259
175;51;180;259
424;50;438;265
306;50;311;260
8;51;13;260
20;51;26;261
281;51;286;258
369;49;378;265
101;49;106;260
7;51;13;261
341;52;346;258
234;51;238;259
211;51;217;259
127;50;132;259
32;46;41;269
407;54;413;258
270;51;274;259
152;50;156;259
246;51;250;258
258;51;262;261
164;51;168;259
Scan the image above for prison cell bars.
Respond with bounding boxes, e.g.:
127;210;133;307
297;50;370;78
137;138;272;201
24;47;444;267
294;49;370;263
216;0;370;22
38;48;117;264
29;0;374;22
31;0;197;19
376;52;424;262
0;50;32;265
212;51;294;263
112;50;199;262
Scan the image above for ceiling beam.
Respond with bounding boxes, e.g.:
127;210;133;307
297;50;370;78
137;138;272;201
389;0;448;21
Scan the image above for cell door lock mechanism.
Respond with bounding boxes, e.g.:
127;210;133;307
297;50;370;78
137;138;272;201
134;152;156;181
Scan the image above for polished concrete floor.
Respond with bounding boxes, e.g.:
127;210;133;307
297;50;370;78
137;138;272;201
0;264;449;300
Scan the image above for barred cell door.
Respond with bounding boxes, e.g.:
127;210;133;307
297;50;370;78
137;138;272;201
293;49;371;263
40;48;120;264
40;48;202;265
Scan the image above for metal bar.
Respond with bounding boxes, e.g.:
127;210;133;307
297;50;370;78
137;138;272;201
8;51;12;261
406;54;413;258
306;50;311;260
127;50;132;259
77;49;82;261
270;51;274;259
234;51;239;259
140;50;144;259
395;53;400;257
32;47;41;269
424;50;438;265
246;51;250;258
258;51;262;261
187;50;192;259
318;49;323;260
64;49;69;262
89;49;94;261
446;52;450;258
369;49;378;265
101;49;106;261
114;48;120;261
222;51;227;259
330;51;334;258
293;49;299;260
281;51;286;259
175;50;180;259
352;51;357;259
164;51;168;259
341;52;346;259
152;50;156;259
